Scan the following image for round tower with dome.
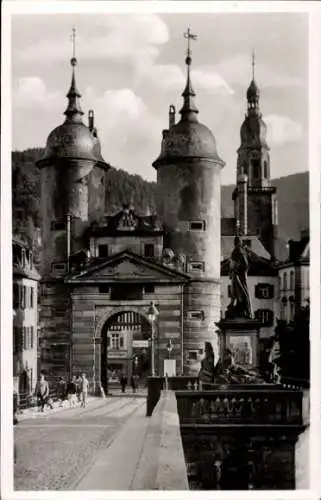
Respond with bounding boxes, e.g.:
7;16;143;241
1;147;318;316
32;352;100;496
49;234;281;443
37;33;109;277
153;29;225;372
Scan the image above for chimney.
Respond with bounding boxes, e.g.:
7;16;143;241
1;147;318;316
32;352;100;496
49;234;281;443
169;105;176;129
88;110;94;132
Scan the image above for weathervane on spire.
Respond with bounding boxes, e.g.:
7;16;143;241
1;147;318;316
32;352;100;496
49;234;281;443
184;27;198;65
70;27;77;66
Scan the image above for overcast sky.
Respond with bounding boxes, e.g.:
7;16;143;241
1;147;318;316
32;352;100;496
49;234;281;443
11;12;308;185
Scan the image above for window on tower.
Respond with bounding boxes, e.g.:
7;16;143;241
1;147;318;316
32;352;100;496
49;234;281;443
187;261;205;273
98;244;109;258
144;244;155;258
51;262;67;273
187;310;205;321
252;159;260;179
189;220;206;231
264;161;268;178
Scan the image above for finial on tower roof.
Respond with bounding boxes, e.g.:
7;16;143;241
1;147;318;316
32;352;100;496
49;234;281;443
70;27;77;67
252;48;256;81
180;27;199;120
184;26;198;65
64;27;83;122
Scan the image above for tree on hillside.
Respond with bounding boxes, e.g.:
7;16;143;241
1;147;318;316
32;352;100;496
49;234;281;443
12;149;43;250
274;302;310;383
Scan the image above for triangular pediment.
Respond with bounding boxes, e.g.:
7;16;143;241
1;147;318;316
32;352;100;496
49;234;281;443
65;250;189;283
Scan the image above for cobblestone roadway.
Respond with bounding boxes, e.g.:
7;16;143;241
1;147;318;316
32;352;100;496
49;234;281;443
14;397;145;491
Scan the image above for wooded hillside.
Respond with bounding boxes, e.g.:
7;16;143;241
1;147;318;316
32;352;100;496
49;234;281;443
12;149;309;250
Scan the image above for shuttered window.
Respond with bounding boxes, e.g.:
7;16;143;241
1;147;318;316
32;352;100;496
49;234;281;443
255;283;274;299
255;309;274;326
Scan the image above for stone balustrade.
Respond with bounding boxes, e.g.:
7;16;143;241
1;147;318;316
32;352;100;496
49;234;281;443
176;386;304;426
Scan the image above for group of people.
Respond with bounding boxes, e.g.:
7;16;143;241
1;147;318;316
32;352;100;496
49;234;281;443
34;372;89;411
120;373;139;393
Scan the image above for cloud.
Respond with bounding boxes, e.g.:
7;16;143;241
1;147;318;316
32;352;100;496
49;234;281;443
212;54;303;89
265;114;303;145
82;87;163;178
192;69;235;96
137;63;234;97
13;77;61;110
18;15;169;70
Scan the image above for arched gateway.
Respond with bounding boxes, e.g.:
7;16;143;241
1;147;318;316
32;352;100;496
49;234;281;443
99;310;152;394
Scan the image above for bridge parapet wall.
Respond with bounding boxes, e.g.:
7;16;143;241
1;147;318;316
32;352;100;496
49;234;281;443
175;385;308;489
176;385;305;426
133;390;189;490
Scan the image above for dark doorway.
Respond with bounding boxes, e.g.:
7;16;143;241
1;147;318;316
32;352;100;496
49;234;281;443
100;311;151;394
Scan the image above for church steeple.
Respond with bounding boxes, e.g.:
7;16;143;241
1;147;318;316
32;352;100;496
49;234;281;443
234;52;277;259
64;28;84;123
179;28;199;121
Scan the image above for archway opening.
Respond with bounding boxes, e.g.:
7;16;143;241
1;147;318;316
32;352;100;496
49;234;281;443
100;311;152;394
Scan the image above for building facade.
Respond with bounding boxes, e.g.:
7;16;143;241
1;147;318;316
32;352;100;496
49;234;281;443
13;238;40;393
278;230;310;323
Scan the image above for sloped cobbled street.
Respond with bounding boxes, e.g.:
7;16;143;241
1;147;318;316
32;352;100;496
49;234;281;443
14;396;145;491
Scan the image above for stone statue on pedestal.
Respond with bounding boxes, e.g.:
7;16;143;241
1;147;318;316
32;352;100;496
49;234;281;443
199;342;216;384
227;236;252;319
214;348;265;384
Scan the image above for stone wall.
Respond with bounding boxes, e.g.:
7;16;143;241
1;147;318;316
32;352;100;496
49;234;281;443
39;281;71;377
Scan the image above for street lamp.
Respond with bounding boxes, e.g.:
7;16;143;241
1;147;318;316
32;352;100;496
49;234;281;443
147;301;159;377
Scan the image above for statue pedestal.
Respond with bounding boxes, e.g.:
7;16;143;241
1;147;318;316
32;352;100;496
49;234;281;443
217;318;261;370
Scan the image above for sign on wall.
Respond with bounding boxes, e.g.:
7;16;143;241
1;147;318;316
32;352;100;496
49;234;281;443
132;340;149;348
164;359;176;377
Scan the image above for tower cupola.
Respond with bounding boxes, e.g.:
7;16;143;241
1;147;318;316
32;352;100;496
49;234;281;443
38;29;107;169
153;28;224;169
239;52;269;155
246;52;260;113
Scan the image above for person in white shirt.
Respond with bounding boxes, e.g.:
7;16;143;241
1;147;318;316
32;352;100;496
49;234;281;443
80;373;89;408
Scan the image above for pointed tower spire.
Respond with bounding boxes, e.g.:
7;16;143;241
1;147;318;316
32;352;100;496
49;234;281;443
179;27;199;121
246;49;260;114
64;27;84;123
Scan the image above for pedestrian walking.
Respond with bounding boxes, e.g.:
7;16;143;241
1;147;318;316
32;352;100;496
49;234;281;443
66;378;77;407
80;373;89;408
75;375;82;403
130;375;136;394
56;377;67;407
120;373;127;393
34;373;53;412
